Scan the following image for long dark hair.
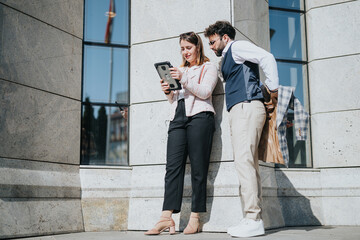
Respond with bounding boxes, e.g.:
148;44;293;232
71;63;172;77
179;32;210;67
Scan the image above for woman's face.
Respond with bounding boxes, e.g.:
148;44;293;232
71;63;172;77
180;40;197;66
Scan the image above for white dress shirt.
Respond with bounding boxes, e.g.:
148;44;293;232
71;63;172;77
222;40;279;91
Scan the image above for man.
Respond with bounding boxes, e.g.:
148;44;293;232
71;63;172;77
204;21;279;238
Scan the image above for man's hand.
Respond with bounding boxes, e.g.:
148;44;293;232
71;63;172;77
263;87;278;113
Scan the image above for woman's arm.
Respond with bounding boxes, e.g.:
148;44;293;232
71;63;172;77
179;64;218;99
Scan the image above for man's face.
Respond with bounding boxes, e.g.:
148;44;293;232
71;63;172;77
208;34;227;57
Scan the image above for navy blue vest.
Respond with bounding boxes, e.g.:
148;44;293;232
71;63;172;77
221;43;264;111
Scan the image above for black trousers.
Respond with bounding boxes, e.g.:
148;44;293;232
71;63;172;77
162;99;215;213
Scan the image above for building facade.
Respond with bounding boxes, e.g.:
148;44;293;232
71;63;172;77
0;0;359;238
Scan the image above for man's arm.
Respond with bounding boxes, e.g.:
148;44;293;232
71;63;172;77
231;41;279;91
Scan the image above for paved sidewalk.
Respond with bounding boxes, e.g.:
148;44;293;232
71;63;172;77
14;226;360;240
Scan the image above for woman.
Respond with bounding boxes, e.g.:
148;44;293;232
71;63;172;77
145;32;218;235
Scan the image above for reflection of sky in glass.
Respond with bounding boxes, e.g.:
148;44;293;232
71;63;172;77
269;0;301;10
83;45;129;103
85;0;129;45
269;10;303;61
277;62;305;105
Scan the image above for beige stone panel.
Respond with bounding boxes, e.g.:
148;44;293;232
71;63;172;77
127;198;164;231
262;196;285;229
130;35;223;105
0;81;81;164
0;158;80;198
311;111;360;168
81;198;129;231
0;198;83;239
279;196;324;226
320;168;360;197
260;166;279;197
275;169;322;197
309;54;360;114
130;38;182;104
129;95;232;166
131;0;231;44
129;165;166;198
265;169;323;227
0;0;83;38
306;1;360;61
233;0;270;50
306;0;355;10
321;197;360;225
80;167;132;199
129;101;169;166
211;94;234;162
0;5;82;100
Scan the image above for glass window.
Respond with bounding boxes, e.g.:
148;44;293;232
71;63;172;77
277;62;307;105
81;0;129;166
269;0;311;168
81;104;128;165
269;0;304;11
83;45;129;103
269;10;305;61
85;0;129;45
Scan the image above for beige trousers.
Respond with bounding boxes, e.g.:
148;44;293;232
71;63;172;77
229;100;266;220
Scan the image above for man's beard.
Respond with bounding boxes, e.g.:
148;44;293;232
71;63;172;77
215;49;223;57
215;41;226;57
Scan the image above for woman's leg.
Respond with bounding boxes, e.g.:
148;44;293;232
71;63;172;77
145;101;188;235
186;112;215;213
162;100;188;213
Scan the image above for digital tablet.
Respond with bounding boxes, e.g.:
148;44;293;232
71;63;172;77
154;61;182;91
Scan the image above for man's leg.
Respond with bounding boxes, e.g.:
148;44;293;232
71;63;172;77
228;100;266;237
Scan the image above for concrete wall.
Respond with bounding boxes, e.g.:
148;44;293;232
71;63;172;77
305;0;360;225
80;166;132;231
0;0;84;238
127;0;285;231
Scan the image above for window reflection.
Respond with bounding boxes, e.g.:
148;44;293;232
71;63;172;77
269;0;311;167
81;101;128;165
269;0;303;11
85;0;129;45
269;10;304;61
83;45;129;104
286;113;307;167
82;0;129;166
276;62;309;167
277;62;306;105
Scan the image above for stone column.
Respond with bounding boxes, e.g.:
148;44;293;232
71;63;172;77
0;1;84;238
306;0;360;225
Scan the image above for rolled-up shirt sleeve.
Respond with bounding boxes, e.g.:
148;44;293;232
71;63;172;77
231;41;279;91
179;63;218;99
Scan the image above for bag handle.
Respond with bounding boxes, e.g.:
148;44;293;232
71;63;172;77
198;65;206;84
